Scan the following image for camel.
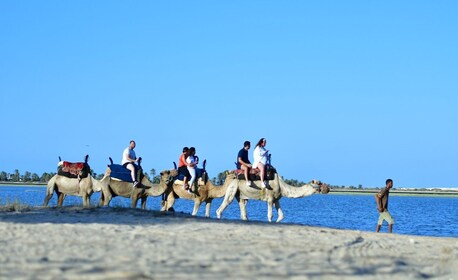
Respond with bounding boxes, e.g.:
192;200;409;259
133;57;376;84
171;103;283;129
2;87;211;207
43;174;103;208
216;171;325;222
161;170;237;218
43;156;102;208
98;168;175;209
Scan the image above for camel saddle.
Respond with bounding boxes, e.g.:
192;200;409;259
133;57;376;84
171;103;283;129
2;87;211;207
109;163;143;183
57;161;91;179
234;166;277;181
174;168;207;186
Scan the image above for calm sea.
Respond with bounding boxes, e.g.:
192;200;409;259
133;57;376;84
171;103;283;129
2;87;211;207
1;185;457;238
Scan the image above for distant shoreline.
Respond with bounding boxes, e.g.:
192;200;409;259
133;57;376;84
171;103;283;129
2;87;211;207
0;182;46;187
1;182;457;197
330;188;458;197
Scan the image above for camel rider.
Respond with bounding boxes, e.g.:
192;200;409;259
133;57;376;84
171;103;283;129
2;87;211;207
122;140;140;188
237;141;252;186
178;147;191;190
186;147;199;193
253;138;269;188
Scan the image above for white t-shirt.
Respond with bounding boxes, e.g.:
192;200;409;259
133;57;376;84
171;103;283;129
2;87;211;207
186;155;197;169
253;145;268;167
122;147;136;165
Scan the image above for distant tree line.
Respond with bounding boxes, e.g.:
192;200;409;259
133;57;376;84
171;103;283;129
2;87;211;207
0;170;56;183
2;169;370;189
0;168;165;184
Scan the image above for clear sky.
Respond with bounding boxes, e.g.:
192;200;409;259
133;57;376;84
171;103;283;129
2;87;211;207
1;1;457;188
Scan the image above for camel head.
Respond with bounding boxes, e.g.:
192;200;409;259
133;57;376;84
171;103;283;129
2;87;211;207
319;183;330;194
311;180;330;194
225;170;237;180
160;169;178;186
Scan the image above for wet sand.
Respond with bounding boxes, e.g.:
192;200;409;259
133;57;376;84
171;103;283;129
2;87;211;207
0;207;457;279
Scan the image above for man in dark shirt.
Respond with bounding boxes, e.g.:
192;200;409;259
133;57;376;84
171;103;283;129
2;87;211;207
375;179;394;233
237;141;252;186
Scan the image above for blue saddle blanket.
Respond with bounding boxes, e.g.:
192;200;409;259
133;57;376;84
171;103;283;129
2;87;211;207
176;168;204;181
110;164;134;182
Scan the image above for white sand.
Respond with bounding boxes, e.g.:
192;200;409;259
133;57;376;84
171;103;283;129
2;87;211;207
0;207;457;280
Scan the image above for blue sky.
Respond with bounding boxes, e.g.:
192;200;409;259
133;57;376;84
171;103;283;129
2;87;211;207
1;1;457;188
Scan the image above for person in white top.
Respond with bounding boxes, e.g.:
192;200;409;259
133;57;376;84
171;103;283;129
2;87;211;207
122;140;140;187
253;138;269;188
186;147;199;193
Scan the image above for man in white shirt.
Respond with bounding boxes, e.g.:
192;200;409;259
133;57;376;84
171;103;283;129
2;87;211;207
122;140;140;187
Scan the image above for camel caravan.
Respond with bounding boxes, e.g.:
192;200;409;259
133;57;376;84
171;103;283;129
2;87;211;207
43;139;329;222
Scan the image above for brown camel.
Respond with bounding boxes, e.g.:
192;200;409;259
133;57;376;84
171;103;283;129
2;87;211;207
161;170;237;217
43;174;103;208
216;171;326;222
98;168;175;209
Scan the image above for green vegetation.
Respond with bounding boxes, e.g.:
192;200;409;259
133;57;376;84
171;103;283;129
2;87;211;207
0;200;32;212
0;168;160;185
0;170;55;184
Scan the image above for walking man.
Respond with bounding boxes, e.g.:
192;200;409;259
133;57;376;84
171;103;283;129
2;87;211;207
375;179;395;233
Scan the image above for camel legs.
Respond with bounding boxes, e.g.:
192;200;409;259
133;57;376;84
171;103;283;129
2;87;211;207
216;180;239;219
131;189;147;209
99;191;105;206
238;197;248;220
216;199;229;219
43;186;54;207
131;191;140;208
160;194;167;211
99;190;113;207
163;191;176;212
82;193;91;208
205;200;212;218
101;191;113;207
267;200;273;222
140;196;147;210
275;200;284;223
191;200;202;216
43;176;57;207
57;193;65;206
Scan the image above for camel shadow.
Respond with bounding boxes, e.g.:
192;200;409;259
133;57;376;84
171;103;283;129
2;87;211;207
0;206;292;227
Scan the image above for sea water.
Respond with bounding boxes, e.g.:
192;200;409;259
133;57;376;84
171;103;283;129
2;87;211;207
1;186;457;237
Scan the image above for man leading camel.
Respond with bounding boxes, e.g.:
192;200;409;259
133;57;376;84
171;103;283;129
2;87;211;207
122;140;140;188
375;179;395;233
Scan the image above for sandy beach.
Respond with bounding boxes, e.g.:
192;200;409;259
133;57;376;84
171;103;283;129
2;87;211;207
0;207;456;280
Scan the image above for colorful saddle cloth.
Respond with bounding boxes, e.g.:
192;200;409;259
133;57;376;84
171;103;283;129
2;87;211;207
234;166;277;181
58;161;91;179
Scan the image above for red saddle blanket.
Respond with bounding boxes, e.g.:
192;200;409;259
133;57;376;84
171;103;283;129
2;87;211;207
62;162;85;175
58;161;90;179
